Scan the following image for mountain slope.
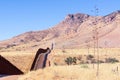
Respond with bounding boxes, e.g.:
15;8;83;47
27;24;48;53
0;10;120;51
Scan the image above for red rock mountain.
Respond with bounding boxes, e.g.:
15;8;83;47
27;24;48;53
0;10;120;50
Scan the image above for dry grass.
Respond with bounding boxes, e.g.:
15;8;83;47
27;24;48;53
18;63;120;80
53;48;120;56
0;51;35;73
52;48;120;65
0;48;120;72
0;48;120;80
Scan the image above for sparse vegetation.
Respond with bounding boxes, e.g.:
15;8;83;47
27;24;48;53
6;44;16;48
81;64;89;68
62;50;120;65
72;57;77;64
18;63;120;80
65;57;77;65
54;62;58;66
65;57;73;65
1;48;120;80
105;58;119;63
86;54;94;60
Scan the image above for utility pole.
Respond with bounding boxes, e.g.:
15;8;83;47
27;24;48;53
95;6;99;76
92;6;99;76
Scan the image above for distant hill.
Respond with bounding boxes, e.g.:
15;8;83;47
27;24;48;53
0;10;120;51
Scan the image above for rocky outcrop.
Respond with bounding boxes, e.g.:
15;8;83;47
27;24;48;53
65;13;89;23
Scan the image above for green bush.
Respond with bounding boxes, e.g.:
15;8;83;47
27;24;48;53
65;57;73;65
65;57;77;65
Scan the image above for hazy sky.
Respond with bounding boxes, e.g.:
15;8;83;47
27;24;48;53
0;0;119;41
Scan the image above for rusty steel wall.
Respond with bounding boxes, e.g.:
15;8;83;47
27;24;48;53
0;55;23;75
30;47;51;70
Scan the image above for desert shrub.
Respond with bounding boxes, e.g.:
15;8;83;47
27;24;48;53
86;55;94;60
105;58;119;63
72;57;77;64
65;57;73;65
65;57;77;65
99;60;104;63
54;62;58;66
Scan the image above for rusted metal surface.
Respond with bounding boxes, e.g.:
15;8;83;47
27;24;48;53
0;55;23;75
30;47;51;70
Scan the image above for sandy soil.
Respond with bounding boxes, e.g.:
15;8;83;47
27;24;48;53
0;75;20;80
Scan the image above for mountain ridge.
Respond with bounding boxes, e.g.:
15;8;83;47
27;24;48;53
0;10;120;51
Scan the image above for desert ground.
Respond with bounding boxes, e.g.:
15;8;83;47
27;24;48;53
0;3;119;80
0;48;120;80
18;64;120;80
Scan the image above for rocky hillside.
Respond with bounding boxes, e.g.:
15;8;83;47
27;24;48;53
0;10;120;51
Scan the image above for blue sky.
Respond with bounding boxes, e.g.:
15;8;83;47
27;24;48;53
0;0;119;41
